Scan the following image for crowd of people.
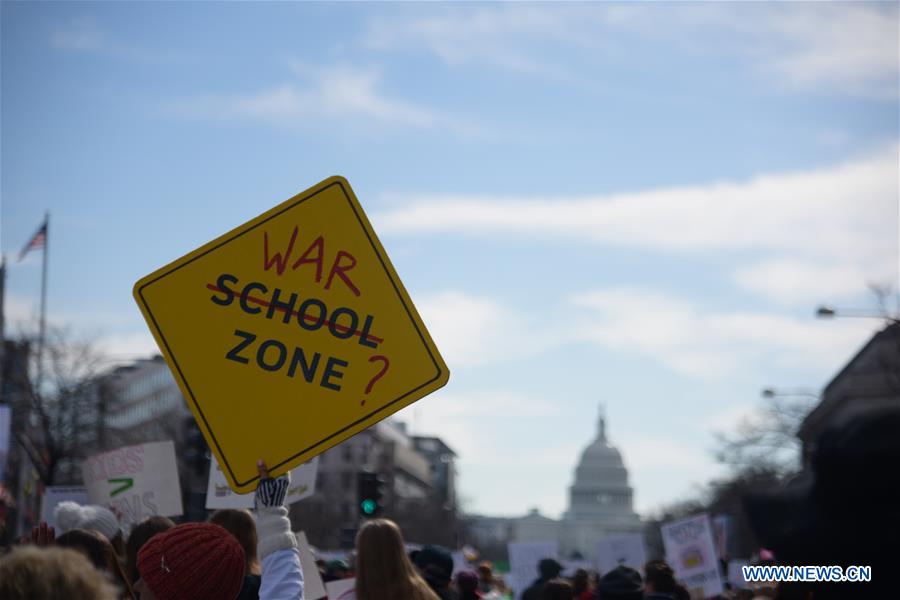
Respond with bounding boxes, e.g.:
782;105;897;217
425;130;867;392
3;401;898;599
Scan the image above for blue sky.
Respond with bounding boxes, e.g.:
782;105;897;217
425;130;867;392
3;2;898;517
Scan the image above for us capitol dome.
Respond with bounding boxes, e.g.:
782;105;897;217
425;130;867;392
508;406;643;559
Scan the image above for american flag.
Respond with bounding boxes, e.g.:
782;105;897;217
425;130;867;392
18;221;47;262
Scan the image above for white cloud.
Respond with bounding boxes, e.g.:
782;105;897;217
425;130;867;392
171;63;479;136
733;259;896;307
763;4;899;98
51;18;105;51
416;290;556;368
570;287;879;378
364;3;899;98
378;146;899;306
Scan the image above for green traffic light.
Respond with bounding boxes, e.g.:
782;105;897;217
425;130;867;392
361;499;377;514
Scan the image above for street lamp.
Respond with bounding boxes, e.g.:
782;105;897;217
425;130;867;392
815;305;896;320
761;387;818;400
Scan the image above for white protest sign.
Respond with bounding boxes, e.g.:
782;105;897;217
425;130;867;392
661;513;724;599
508;541;558;600
82;441;183;526
40;486;88;530
325;578;355;599
205;456;318;509
596;533;647;575
562;559;593;577
0;405;10;483
727;560;749;588
712;514;731;560
452;551;469;576
295;531;327;600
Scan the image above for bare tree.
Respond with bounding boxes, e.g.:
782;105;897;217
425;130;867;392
4;325;109;486
713;393;815;476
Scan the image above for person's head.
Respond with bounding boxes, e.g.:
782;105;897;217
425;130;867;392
477;561;494;583
355;519;439;600
135;522;245;600
209;509;261;576
326;558;351;580
455;570;481;599
125;515;176;585
537;558;563;580
672;583;691;600
0;546;119;600
541;578;574;600
596;565;643;600
56;528;134;597
55;501;123;552
412;544;455;591
643;560;676;594
572;568;591;594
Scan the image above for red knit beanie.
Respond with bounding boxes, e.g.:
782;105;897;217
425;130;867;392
137;522;245;600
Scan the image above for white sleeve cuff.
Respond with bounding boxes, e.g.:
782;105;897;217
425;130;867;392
256;506;297;560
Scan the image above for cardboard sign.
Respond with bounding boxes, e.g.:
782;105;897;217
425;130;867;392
134;176;449;492
296;531;327;600
325;578;355;599
40;486;89;530
82;441;183;525
661;513;725;599
596;533;647;575
508;541;558;599
205;456;318;509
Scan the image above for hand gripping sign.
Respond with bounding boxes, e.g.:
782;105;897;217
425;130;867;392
134;177;449;492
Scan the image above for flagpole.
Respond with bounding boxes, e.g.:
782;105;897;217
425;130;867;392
37;212;48;391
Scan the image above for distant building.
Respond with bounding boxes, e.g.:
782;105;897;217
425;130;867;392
798;321;900;466
295;419;458;548
412;435;458;510
464;408;643;560
100;356;206;520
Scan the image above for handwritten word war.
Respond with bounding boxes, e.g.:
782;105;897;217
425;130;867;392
263;226;362;297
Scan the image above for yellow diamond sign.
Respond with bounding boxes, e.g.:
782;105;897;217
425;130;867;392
134;176;449;492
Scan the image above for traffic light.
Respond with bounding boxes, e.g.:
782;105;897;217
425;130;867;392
357;470;385;519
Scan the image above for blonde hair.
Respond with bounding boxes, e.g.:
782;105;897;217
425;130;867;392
0;546;119;600
209;508;261;575
355;519;440;600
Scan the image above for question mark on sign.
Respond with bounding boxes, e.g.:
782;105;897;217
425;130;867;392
362;355;390;404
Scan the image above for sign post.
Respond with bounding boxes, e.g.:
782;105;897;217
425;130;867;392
134;177;449;492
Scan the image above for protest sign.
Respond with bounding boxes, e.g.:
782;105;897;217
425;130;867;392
0;405;9;483
295;531;327;600
508;541;558;599
562;559;593;577
661;513;725;599
728;560;749;588
82;441;182;526
134;176;449;492
596;533;647;575
325;578;355;599
40;486;89;530
205;456;318;509
712;514;732;560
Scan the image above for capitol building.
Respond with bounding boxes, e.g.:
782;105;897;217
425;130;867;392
467;409;643;559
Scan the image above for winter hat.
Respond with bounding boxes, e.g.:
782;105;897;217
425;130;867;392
597;565;643;600
54;501;121;541
538;558;563;579
137;522;245;600
413;544;454;582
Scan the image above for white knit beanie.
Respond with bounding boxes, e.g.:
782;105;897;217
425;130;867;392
54;501;121;541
